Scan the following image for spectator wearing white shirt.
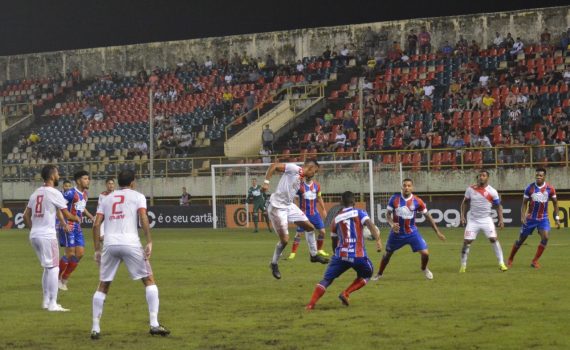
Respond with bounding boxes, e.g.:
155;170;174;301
510;38;524;57
423;83;435;97
479;72;489;87
340;45;350;66
492;32;504;48
224;73;233;85
204;56;213;69
296;60;304;74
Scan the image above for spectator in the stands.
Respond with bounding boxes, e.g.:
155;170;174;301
224;72;233;84
296;60;305;74
482;92;495;110
204;56;213;69
552;138;567;162
265;54;276;69
342;114;356;133
492;32;504;48
322;46;332;59
560;31;570;49
387;41;403;61
262;124;274;151
468;40;480;57
479;71;490;88
527;132;543;161
180;187;191;206
440;41;453;55
364;26;376;57
540;28;551;45
332;127;347;151
418;26;431;54
287;131;300;151
340;45;350;66
505;33;515;48
407;29;418;56
510;38;524;57
405;134;430;150
259;146;272;163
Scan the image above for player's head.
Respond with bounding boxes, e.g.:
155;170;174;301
401;178;414;196
341;191;355;207
251;178;257;186
118;170;136;188
535;167;546;185
105;177;115;192
74;170;90;190
477;169;490;186
62;179;73;192
41;165;59;187
302;159;319;178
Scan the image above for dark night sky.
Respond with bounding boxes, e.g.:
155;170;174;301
1;0;569;56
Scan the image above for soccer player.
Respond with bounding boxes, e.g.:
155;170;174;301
23;165;80;312
57;170;95;290
459;170;508;272
287;176;330;260
246;178;271;233
91;170;169;339
62;179;73;193
306;191;381;310
96;177;115;242
372;178;446;280
261;159;329;280
507;168;560;268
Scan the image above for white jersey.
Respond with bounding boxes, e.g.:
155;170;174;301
269;163;303;209
97;191;113;237
97;188;147;247
27;186;68;239
464;185;500;220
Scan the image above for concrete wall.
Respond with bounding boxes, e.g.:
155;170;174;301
3;167;569;201
1;6;570;81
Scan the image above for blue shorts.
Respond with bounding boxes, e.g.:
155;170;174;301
323;256;374;281
57;227;85;248
386;231;428;253
296;212;325;232
520;219;550;236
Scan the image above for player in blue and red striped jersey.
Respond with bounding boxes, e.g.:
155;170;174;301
508;168;560;269
57;170;95;290
372;178;446;281
306;191;382;310
287;177;330;260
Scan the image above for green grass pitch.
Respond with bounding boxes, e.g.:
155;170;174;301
0;227;569;350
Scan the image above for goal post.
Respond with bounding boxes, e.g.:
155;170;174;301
211;159;375;229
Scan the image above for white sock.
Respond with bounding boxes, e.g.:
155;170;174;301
42;269;49;306
305;231;317;256
460;244;471;266
92;291;106;332
145;285;160;327
46;267;59;307
271;241;286;264
492;241;505;264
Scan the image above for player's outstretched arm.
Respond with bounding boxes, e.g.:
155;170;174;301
425;213;446;241
93;214;104;264
520;198;529;225
261;163;286;192
460;198;469;226
365;219;382;252
23;207;32;228
552;196;561;229
139;209;153;259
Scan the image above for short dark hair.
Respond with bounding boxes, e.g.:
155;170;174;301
118;170;136;187
536;167;546;175
341;191;355;207
74;170;89;182
41;165;57;182
63;179;72;185
304;159;320;167
479;169;490;177
403;178;414;184
105;177;115;184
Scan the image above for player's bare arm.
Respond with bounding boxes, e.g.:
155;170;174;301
93;214;104;264
460;197;469;226
23;207;32;228
83;208;95;222
424;212;446;241
495;203;505;229
139;209;153;258
520;198;529;225
552;196;561;229
56;209;72;232
317;194;327;219
386;209;399;232
261;163;286;192
365;219;382;252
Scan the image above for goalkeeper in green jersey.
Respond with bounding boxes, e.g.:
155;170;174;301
247;178;272;232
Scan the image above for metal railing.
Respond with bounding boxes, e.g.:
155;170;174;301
3;144;568;182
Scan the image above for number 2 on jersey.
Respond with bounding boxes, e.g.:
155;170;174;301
112;195;125;214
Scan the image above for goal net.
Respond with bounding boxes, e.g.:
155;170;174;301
210;159;376;230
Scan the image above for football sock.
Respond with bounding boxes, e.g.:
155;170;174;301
272;241;286;264
460;244;471;266
305;232;318;256
509;240;522;261
378;254;391;275
308;284;326;306
62;255;80;280
58;256;69;279
252;213;259;229
344;278;367;295
291;235;301;254
421;254;429;270
533;239;548;262
46;267;59;307
317;232;325;250
42;269;49;305
491;241;505;264
92;291;106;332
145;285;160;327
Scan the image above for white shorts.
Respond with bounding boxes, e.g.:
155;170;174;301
267;203;308;234
99;245;153;282
464;217;496;240
30;238;59;268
